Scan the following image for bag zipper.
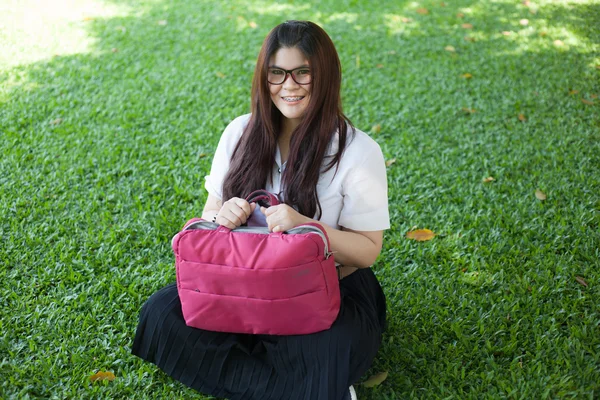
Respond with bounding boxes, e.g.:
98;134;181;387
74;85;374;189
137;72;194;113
183;221;331;259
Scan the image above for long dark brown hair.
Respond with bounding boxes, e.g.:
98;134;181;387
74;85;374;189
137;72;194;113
222;20;353;219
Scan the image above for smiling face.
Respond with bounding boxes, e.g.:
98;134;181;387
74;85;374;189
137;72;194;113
268;47;312;130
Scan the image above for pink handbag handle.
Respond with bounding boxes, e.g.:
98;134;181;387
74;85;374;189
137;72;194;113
245;189;280;207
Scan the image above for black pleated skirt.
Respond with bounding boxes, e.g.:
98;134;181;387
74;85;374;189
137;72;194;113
131;267;386;400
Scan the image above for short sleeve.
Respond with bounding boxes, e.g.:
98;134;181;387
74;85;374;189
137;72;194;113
338;145;390;231
204;115;250;200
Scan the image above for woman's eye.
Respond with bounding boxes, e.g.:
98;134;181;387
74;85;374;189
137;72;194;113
297;69;310;75
270;69;284;75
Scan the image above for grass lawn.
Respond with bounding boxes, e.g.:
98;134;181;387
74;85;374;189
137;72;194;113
1;0;599;398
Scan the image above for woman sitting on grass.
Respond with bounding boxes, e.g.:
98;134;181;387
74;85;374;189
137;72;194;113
132;20;390;400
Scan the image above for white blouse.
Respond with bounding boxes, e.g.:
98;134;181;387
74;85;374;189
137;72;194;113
205;114;390;232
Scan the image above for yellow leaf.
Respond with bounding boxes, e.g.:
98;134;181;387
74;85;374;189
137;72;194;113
483;176;495;183
157;20;167;26
416;8;429;14
385;158;396;167
535;189;547;201
456;12;465;18
83;16;94;21
406;229;435;241
519;19;529;26
50;118;62;125
502;31;513;36
575;276;588;288
582;99;595;105
401;17;413;23
461;107;476;114
462;73;473;79
111;48;118;53
362;371;389;388
371;124;382;133
518;114;527;122
568;89;579;95
540;31;547;37
216;72;226;79
464;36;476;42
249;21;258;29
376;64;384;69
89;371;115;383
445;45;456;52
462;23;474;29
553;40;564;46
198;153;207;158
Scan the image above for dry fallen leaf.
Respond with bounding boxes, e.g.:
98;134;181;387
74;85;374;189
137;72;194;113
582;99;595;105
445;45;456;52
483;176;495;183
462;73;473;79
416;8;429;14
89;371;116;383
540;31;547;37
50;118;62;125
519;19;529;26
575;276;589;288
461;107;476;114
518;114;527;122
198;153;207;158
596;65;600;70
111;48;118;53
401;17;413;23
406;229;436;241
522;0;531;5
362;371;389;388
457;12;465;18
535;189;547;201
440;2;446;6
554;40;564;46
462;23;474;29
502;31;513;36
376;64;384;69
249;21;258;29
385;158;396;167
216;72;226;79
591;94;598;99
464;36;476;42
83;16;94;21
157;20;167;26
568;89;579;95
371;124;382;133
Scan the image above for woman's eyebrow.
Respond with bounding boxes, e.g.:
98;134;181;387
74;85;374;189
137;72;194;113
268;64;310;69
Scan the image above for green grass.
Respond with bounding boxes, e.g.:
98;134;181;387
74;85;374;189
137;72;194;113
1;0;599;398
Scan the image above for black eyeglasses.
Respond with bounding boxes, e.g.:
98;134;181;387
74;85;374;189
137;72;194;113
267;67;312;85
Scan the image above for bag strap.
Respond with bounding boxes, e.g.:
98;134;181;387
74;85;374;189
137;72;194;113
245;189;280;208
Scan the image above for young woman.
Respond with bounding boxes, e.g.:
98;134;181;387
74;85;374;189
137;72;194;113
132;20;390;400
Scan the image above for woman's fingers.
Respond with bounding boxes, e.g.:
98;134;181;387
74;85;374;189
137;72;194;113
217;198;257;228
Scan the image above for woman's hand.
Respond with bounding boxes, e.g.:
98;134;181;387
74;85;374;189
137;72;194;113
216;197;256;229
260;204;310;233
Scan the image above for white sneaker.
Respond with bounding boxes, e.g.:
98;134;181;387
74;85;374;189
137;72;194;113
349;385;357;400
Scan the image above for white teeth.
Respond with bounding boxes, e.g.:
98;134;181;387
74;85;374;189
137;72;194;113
282;96;304;102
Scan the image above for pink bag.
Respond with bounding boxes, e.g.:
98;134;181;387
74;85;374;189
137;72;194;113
172;191;341;335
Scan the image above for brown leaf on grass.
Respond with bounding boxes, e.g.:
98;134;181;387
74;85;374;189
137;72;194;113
385;158;396;167
401;17;413;23
522;0;531;5
362;371;389;388
461;107;476;114
462;23;474;29
457;12;465;18
249;21;258;29
554;40;565;46
464;36;476;42
416;8;429;14
540;31;547;37
502;31;513;36
89;371;115;383
198;153;207;158
575;276;589;288
568;89;579;95
406;229;435;241
535;189;547;201
591;94;598;99
216;72;226;79
50;118;62;125
483;176;495;183
519;19;529;26
582;99;595;105
376;64;384;69
440;2;447;6
111;48;118;53
462;73;473;79
518;114;527;122
445;45;456;52
371;124;382;133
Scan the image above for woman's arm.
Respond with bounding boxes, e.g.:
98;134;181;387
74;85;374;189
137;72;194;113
261;205;383;269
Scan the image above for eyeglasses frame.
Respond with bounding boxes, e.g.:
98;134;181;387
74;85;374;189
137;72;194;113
267;67;312;85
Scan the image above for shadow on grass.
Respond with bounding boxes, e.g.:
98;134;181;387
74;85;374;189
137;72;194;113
1;0;599;398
